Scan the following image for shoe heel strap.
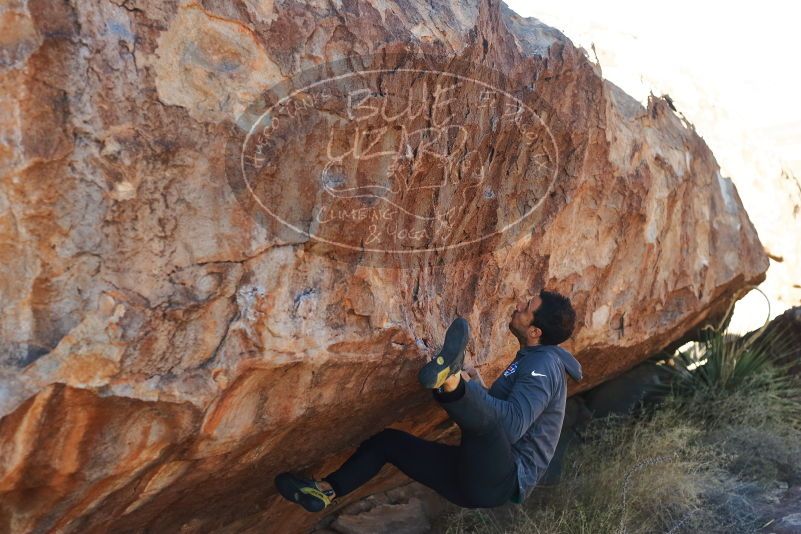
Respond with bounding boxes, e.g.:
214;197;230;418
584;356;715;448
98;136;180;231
300;486;332;506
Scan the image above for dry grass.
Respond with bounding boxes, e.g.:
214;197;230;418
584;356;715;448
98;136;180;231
434;323;801;534
439;410;746;534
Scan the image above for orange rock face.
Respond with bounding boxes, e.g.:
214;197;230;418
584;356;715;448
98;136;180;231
0;0;767;532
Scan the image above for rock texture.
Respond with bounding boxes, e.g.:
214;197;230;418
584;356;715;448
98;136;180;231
0;0;767;532
315;481;451;534
520;7;801;329
758;485;801;534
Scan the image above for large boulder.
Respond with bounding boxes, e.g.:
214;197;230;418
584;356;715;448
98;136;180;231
0;0;767;531
744;305;801;375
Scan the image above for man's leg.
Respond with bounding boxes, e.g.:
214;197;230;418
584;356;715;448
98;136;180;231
433;376;518;507
322;427;475;508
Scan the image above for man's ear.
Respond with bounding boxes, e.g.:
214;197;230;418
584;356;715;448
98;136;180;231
528;325;541;340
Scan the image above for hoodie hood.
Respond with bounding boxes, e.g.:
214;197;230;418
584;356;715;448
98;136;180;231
516;344;583;382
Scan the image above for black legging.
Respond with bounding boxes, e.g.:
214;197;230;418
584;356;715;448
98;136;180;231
322;379;518;508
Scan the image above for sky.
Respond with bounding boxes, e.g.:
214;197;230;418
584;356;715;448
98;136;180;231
505;0;801;171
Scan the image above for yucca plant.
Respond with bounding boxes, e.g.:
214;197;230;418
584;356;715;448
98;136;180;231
670;323;793;392
665;291;801;429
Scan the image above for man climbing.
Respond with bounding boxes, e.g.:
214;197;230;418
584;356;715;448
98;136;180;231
275;289;582;512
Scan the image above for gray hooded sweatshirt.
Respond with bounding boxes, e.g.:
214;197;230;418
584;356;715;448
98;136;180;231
463;344;583;503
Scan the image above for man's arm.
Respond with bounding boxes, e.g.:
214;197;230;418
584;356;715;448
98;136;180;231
465;358;554;443
462;365;488;388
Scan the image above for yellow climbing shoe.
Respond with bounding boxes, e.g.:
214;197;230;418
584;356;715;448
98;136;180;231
417;317;470;389
275;472;335;512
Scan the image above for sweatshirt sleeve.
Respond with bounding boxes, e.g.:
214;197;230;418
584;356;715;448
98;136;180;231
465;357;554;443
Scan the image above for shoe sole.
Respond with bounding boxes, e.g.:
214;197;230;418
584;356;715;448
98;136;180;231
418;317;470;389
274;472;326;513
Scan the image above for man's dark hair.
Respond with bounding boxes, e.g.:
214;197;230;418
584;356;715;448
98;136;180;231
532;289;576;345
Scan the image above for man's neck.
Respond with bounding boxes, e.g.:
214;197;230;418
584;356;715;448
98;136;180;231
514;340;540;363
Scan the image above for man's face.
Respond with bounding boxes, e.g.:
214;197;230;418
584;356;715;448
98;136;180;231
509;291;542;341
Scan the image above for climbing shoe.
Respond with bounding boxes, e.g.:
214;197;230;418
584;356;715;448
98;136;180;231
418;316;470;389
274;472;336;512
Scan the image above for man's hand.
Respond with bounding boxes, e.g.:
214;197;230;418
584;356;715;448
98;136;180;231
442;372;461;392
462;365;487;389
